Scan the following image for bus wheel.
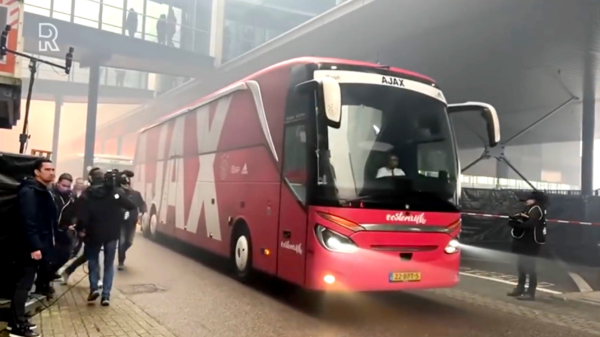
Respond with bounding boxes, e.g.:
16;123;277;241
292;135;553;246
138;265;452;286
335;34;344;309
140;212;150;235
148;212;158;240
232;225;253;281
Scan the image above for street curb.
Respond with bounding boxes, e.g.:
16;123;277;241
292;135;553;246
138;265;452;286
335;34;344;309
550;292;600;306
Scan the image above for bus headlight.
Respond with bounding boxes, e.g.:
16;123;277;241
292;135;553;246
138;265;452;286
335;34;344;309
444;239;460;254
315;225;358;253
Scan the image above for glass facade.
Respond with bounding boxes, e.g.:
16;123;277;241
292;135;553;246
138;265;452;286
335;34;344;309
24;0;209;53
222;0;339;61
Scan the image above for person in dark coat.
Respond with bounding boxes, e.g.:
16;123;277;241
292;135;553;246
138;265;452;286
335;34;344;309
507;191;548;301
118;171;146;269
72;177;86;198
9;157;57;337
156;14;167;45
77;168;136;306
51;173;77;273
125;8;138;37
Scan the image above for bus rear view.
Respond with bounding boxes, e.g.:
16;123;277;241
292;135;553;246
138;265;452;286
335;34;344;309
290;64;500;291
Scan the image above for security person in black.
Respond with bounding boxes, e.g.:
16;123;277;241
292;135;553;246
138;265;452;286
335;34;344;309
117;171;146;269
507;191;547;301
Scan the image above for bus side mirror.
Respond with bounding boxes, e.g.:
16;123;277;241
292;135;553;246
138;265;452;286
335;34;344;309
447;102;500;147
295;78;342;129
319;77;341;129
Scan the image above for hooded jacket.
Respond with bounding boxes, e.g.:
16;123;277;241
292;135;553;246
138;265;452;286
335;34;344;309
76;181;136;246
51;187;77;247
17;178;58;256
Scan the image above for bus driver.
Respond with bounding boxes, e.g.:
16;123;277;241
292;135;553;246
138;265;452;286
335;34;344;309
376;154;405;178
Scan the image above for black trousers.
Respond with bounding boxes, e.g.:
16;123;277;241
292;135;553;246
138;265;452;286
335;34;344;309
515;248;540;294
118;220;136;264
10;258;38;327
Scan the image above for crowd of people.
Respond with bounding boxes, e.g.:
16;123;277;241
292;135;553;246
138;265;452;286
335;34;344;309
7;158;145;337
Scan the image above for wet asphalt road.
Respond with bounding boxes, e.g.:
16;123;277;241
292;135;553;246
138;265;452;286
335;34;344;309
106;234;600;337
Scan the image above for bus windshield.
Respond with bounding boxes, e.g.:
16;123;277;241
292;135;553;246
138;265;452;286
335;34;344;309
318;83;458;211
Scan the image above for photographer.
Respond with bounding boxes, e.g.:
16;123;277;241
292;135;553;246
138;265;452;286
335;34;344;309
77;168;136;306
118;170;146;270
507;191;548;301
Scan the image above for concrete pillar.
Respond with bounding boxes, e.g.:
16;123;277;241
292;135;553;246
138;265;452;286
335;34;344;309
117;136;123;155
209;0;225;66
580;8;599;196
581;85;595;195
83;62;101;178
51;97;63;163
581;24;597;196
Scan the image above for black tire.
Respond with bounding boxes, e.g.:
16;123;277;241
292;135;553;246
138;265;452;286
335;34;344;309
231;224;253;282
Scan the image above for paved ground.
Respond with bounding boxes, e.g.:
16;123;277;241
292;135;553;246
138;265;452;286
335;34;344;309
4;234;600;337
111;234;600;337
461;245;581;293
0;269;176;337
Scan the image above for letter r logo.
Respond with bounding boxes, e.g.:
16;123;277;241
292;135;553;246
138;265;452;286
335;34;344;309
38;23;59;52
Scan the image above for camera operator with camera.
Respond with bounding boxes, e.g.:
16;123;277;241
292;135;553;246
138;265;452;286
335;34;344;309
118;170;146;270
507;191;548;301
76;168;136;306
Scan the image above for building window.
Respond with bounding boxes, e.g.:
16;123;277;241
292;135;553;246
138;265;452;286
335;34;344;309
74;0;100;27
101;0;124;33
25;0;51;16
52;0;72;21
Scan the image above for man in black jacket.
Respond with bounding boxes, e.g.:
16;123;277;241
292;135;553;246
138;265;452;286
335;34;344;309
507;191;547;301
10;157;57;337
52;173;77;273
118;171;146;269
77;168;136;306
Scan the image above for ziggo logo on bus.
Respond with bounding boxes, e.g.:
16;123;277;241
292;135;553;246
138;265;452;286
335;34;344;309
386;212;427;224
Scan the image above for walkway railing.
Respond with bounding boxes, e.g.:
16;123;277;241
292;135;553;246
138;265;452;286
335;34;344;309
460;174;578;191
21;55;154;90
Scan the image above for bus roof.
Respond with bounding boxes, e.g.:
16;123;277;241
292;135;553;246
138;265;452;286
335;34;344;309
62;154;133;161
140;57;436;134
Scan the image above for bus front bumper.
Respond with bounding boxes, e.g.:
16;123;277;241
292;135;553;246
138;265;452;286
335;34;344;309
305;246;460;292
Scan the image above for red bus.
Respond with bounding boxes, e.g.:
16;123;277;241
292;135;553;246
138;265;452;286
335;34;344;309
133;57;500;291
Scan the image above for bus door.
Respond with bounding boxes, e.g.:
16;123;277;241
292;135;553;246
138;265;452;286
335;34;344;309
277;121;308;286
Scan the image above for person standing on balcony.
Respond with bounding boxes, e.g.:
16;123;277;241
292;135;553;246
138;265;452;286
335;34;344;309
157;14;167;45
125;8;138;38
116;70;126;87
167;7;177;47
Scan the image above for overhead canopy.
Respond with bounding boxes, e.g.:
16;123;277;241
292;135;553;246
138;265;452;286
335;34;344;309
95;0;600;149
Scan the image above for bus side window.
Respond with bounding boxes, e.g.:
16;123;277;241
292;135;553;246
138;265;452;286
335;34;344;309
283;123;307;203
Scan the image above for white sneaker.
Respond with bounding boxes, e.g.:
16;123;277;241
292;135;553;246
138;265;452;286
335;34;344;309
61;271;70;285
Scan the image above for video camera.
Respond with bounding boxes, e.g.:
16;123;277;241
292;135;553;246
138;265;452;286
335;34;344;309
101;169;135;189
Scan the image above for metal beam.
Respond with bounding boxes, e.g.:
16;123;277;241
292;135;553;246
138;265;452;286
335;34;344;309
503;97;576;145
83;62;101;178
51;97;63;163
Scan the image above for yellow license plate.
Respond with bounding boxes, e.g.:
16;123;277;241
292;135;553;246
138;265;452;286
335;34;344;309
389;272;421;282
